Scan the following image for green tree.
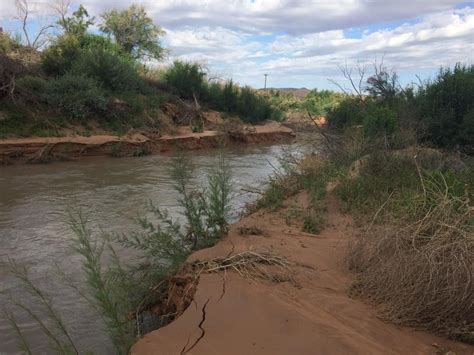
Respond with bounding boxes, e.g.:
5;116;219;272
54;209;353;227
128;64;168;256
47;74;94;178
100;4;165;61
58;5;94;38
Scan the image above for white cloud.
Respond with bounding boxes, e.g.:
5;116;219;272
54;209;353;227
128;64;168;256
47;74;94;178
164;7;473;87
0;0;462;34
0;0;472;88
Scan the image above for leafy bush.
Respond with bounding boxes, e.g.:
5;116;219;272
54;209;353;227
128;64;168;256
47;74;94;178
221;80;239;113
41;35;82;76
0;32;21;53
165;61;206;99
417;63;474;149
71;48;147;92
236;86;274;123
302;89;343;116
45;74;108;119
16;75;48;98
362;105;396;138
204;81;224;108
164;67;279;123
42;34;126;77
326;97;366;129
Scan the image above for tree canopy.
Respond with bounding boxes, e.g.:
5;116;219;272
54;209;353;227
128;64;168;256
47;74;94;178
58;5;95;38
100;4;166;61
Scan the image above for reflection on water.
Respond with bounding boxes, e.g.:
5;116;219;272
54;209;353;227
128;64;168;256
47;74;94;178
0;143;297;354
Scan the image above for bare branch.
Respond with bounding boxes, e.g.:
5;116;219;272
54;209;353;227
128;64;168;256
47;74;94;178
50;0;71;27
14;0;54;49
340;63;363;97
15;0;31;46
327;78;350;95
357;61;367;96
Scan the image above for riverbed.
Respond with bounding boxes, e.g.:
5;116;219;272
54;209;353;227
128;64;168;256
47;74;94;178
0;142;299;354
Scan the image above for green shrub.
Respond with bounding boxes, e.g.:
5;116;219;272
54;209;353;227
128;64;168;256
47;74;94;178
302;89;343;116
79;33;124;55
0;32;21;53
303;209;325;234
335;153;420;217
460;109;474;149
42;34;127;78
362;105;396;138
236;86;274;123
326;97;366;129
41;35;82;76
71;48;146;92
417;63;474;148
165;61;206;99
204;81;224;108
256;181;286;210
16;75;48;98
221;80;239;113
46;74;108;119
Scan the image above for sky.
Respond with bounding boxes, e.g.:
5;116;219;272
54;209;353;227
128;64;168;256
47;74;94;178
1;0;473;89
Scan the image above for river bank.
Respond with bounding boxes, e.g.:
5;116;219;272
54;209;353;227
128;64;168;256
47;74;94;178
0;121;295;165
131;188;473;354
0;142;301;354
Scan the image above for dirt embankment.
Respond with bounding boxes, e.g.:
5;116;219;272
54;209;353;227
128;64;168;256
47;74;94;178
131;192;473;355
0;121;295;165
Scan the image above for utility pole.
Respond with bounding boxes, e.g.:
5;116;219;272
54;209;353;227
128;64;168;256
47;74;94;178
264;73;268;90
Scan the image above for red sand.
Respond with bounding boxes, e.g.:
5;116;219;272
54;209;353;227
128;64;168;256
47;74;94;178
132;192;473;355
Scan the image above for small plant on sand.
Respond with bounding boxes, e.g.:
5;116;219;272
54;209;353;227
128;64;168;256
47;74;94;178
253;152;337;237
302;208;325;234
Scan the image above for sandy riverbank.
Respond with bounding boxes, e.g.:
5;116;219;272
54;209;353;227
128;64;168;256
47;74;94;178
131;190;473;355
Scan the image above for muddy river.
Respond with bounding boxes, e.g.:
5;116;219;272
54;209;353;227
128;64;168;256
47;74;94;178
0;142;301;354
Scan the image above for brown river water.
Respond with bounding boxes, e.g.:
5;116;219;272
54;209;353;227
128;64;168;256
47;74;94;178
0;142;300;354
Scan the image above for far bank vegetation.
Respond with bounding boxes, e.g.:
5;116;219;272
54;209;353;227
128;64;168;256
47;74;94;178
0;2;281;138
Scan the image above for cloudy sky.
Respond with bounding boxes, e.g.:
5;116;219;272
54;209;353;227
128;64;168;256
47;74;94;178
1;0;473;89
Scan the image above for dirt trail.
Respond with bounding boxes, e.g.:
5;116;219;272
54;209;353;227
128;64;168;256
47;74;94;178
132;192;473;355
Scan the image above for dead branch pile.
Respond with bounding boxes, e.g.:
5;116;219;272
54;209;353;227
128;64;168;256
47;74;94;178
193;250;294;282
161;96;204;130
348;173;473;341
0;52;25;99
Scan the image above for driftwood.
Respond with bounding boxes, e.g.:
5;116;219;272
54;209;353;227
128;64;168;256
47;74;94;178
162;95;205;131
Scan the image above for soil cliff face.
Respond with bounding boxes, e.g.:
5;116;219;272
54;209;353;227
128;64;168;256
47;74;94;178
0;122;295;165
131;192;473;355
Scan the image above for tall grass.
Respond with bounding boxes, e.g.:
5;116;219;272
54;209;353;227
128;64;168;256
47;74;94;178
341;152;474;342
348;168;474;343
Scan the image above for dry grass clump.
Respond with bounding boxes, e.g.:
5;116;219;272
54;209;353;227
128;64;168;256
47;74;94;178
237;225;265;236
193;250;294;282
298;154;327;177
348;172;473;342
